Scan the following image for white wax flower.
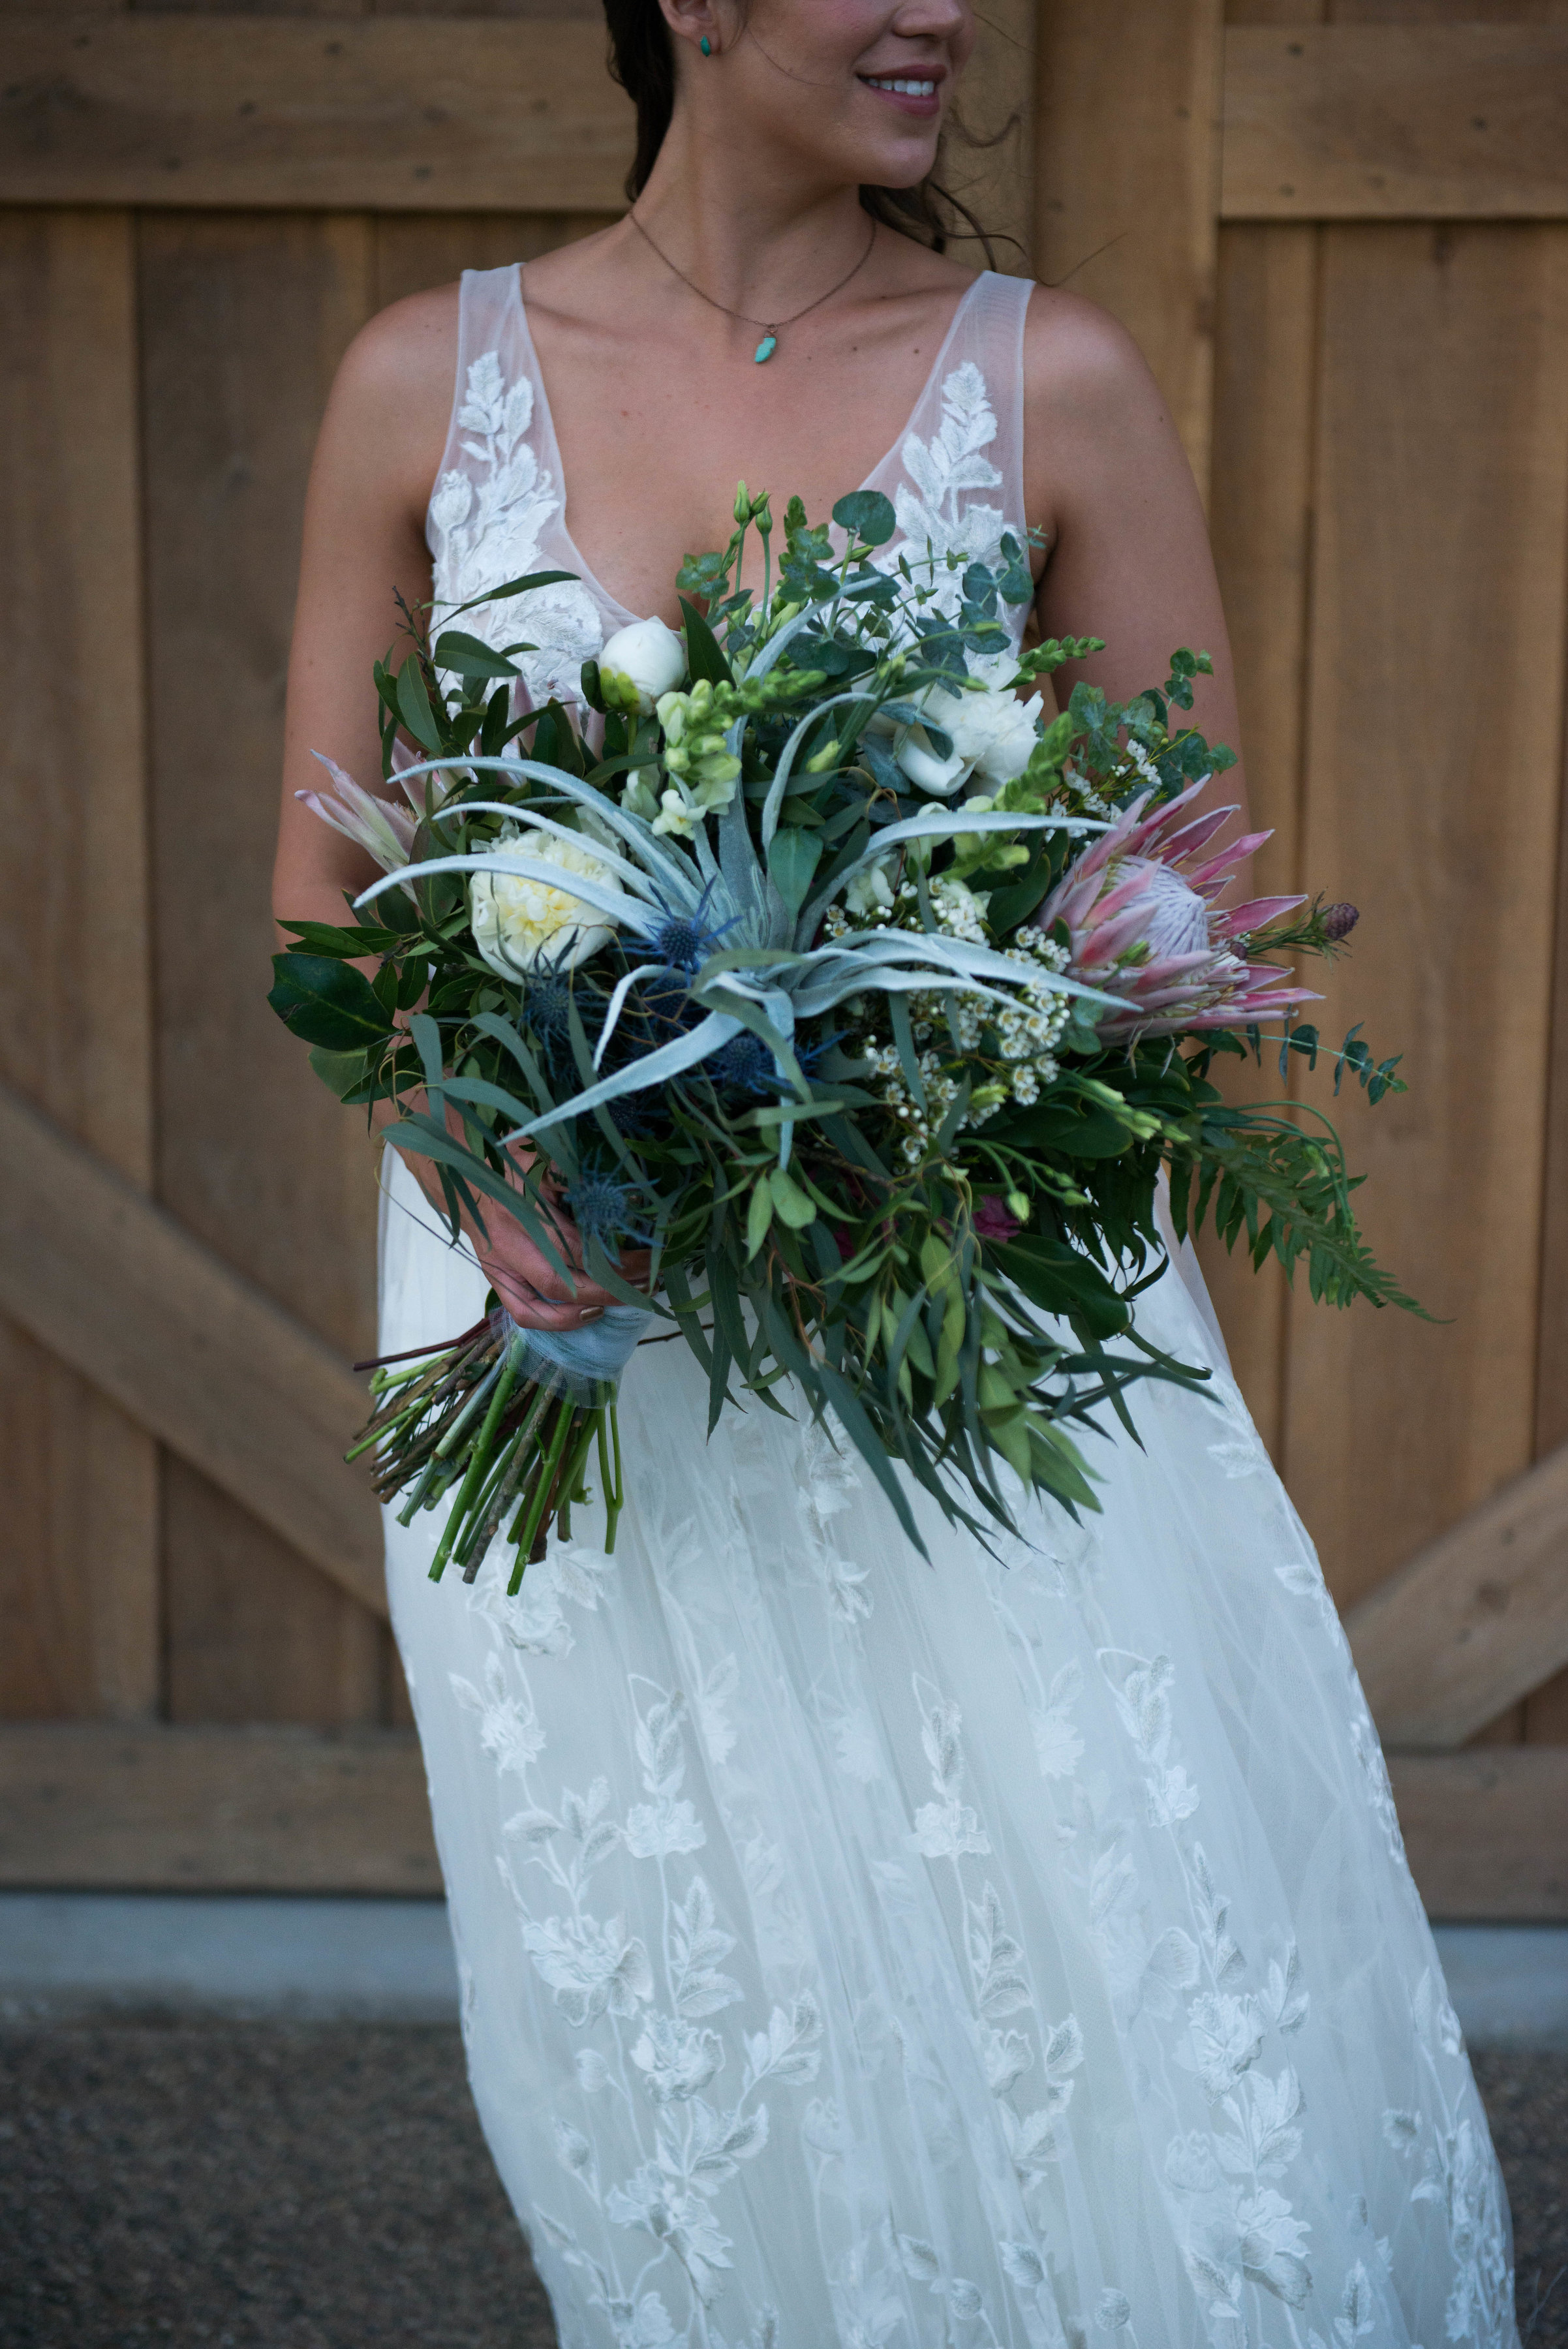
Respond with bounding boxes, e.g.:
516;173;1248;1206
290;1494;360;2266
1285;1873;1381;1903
846;859;897;917
895;656;1043;797
598;617;686;716
470;824;623;977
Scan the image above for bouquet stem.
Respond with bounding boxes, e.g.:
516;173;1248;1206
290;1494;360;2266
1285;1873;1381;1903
352;1313;626;1587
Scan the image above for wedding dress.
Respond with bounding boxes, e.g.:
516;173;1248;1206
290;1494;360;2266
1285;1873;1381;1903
378;265;1518;2349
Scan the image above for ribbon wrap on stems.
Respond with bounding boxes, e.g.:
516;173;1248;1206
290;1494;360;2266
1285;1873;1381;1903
500;1299;657;1402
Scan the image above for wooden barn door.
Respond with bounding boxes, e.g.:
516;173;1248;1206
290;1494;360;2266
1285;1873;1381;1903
1033;0;1568;1916
1;0;1564;1915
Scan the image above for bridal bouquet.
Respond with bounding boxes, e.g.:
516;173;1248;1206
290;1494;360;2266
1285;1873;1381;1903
271;485;1411;1583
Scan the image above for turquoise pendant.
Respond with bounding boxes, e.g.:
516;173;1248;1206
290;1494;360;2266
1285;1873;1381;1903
754;331;778;364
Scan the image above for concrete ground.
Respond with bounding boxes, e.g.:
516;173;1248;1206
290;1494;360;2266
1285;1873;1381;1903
0;2022;1564;2348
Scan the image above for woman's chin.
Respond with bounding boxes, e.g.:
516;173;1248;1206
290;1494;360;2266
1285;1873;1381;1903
844;130;943;193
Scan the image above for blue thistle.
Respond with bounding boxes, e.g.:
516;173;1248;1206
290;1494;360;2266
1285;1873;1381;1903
522;965;573;1043
709;1032;781;1096
646;881;740;972
562;1170;649;1249
709;1027;841;1099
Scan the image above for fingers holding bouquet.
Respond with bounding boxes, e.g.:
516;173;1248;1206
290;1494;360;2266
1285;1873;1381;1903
475;1161;653;1333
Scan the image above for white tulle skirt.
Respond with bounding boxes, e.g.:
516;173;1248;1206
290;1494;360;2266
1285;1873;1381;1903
378;1147;1516;2349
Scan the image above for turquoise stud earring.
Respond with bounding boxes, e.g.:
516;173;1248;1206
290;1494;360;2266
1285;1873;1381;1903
699;35;712;55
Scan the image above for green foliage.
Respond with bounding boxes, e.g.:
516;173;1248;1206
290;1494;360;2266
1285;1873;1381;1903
275;477;1419;1569
268;954;393;1053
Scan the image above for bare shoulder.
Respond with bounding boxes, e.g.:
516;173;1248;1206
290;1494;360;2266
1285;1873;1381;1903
315;281;461;519
1021;285;1169;433
1017;283;1196;543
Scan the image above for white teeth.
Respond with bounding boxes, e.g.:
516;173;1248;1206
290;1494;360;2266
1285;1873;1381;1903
866;76;936;95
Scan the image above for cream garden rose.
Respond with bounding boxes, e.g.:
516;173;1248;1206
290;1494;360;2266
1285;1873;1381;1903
470;824;624;977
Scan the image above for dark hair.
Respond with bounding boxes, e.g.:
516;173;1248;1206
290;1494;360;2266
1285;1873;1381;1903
602;0;998;264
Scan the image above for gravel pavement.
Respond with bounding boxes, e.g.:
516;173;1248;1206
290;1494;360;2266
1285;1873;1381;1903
1;2023;1563;2346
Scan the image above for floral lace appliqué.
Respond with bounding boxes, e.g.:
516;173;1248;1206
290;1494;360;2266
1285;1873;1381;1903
429;347;604;708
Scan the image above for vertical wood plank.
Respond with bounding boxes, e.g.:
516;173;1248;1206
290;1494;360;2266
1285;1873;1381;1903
139;210;384;1726
1034;0;1225;490
1282;223;1568;1617
1524;554;1568;1743
951;0;1035;276
1203;217;1320;1451
0;209;159;1721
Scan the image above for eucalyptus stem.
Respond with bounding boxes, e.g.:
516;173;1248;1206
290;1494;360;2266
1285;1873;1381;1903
599;1404;625;1554
428;1340;521;1582
508;1398;576;1593
458;1377;557;1578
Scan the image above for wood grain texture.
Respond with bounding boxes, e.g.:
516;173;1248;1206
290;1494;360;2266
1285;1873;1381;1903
1034;0;1225;489
1346;1440;1568;1747
138;211;385;1720
1202;217;1320;1451
0;1723;438;1892
1535;653;1568;1462
0;1082;386;1620
370;207;614;311
1282;223;1568;1614
1388;1749;1568;1919
1223;26;1568;222
0;1326;161;1722
0;15;636;211
0;207;159;1721
1524;595;1568;1743
947;0;1034;276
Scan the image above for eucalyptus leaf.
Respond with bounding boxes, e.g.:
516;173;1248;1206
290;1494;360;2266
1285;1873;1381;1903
831;489;896;547
432;629;522;681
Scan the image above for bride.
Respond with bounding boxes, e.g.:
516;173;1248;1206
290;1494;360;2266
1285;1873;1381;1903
273;1;1518;2341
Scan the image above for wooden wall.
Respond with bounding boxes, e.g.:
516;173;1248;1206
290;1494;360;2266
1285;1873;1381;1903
1;0;1566;1917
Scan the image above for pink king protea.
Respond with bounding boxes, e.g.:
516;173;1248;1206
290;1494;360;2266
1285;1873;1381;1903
1034;780;1320;1039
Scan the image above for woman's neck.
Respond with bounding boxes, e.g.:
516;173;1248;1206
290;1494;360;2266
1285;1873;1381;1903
630;119;875;324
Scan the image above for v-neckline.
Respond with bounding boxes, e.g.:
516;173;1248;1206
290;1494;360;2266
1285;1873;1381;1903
506;265;987;628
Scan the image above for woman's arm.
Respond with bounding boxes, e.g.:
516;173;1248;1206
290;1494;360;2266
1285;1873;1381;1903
1022;289;1248;835
274;288;641;1330
273;288;457;933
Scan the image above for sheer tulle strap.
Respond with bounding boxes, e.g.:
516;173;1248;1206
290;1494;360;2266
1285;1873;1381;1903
426;266;612;709
861;271;1036;647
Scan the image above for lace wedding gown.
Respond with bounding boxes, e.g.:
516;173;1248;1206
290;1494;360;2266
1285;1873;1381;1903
379;266;1518;2349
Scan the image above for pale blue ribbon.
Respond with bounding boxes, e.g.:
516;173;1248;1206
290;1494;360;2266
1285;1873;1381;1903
502;1303;656;1402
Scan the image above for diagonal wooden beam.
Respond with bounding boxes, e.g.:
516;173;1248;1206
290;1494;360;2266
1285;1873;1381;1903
1345;1441;1568;1749
0;1083;386;1619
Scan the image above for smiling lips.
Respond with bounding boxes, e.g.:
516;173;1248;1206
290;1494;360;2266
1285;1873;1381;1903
859;72;942;110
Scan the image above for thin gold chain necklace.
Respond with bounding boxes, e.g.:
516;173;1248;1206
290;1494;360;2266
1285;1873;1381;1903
626;211;877;364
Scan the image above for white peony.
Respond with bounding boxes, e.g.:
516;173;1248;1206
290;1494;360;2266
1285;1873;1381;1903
598;615;686;715
470;823;624;977
895;655;1043;797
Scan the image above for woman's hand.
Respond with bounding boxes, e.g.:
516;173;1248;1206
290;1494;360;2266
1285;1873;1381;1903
393;1124;651;1331
472;1182;653;1332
